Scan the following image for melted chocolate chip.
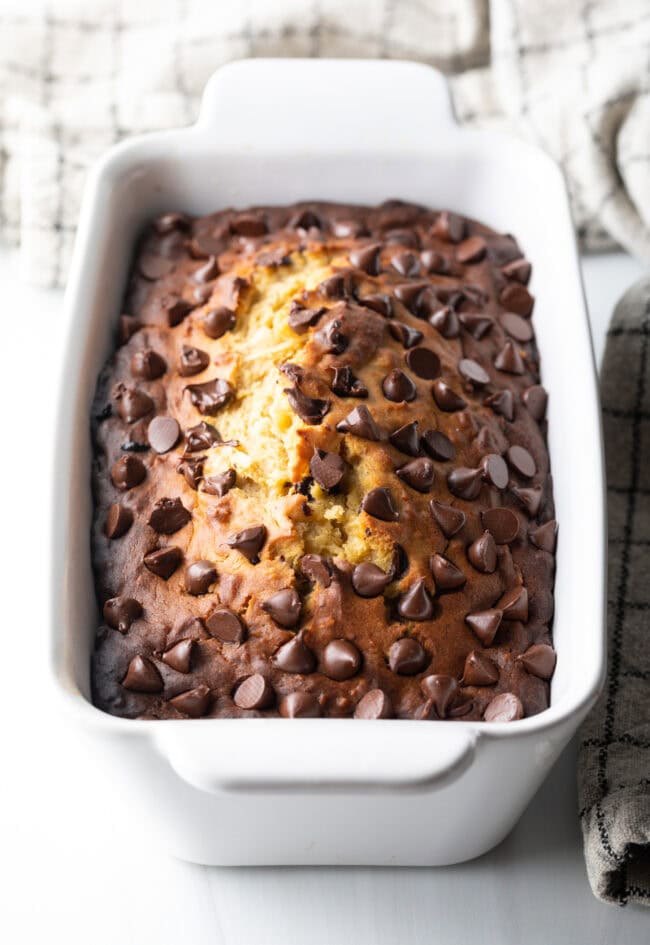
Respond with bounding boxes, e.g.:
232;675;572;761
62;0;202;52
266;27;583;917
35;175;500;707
115;386;154;424
315;318;348;354
178;345;210;377
389;420;421;456
226;525;267;563
203;306;236;340
396;457;434;493
430;554;466;590
262;589;301;628
103;596;142;633
405;346;441;379
432;380;466;412
467;531;498;573
131;348;167;380
288;301;326;333
465;608;503;646
299;554;333;587
389;321;424;348
185;560;217;595
169;685;211;717
148;497;191;534
429;500;466;537
481;507;519;543
162;638;194;674
233;674;274;710
360;487;399;521
147;416;180;454
507;444;536;478
111;455;146;490
185;421;221;452
329;365;368;398
104;503;133;539
518;643;556;680
279;692;321;718
310;449;346;492
206;608;246;643
273;632;316;674
420;429;454;461
397;579;434;621
337;404;381;440
143;545;183;579
351;562;391;598
122;655;163;693
185;377;234;414
484;389;515;422
163;296;193;327
388;636;429;673
203;468;236;497
463;650;499;686
382;368;417;403
321;639;362;681
484;692;524;722
354;689;392;719
447;466;483;500
284;386;331;425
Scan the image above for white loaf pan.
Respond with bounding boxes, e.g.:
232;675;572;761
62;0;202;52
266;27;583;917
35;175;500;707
51;59;606;866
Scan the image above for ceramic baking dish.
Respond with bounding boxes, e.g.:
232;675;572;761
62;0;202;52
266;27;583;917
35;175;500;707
50;59;606;866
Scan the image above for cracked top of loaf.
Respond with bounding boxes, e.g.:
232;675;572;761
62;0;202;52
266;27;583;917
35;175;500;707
91;199;557;722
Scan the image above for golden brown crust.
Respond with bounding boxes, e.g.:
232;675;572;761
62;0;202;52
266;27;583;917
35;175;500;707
91;200;556;721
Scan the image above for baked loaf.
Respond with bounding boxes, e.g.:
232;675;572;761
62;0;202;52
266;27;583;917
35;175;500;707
91;200;557;722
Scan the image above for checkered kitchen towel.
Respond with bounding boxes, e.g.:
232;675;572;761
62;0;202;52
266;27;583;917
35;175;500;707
579;275;650;907
1;0;650;287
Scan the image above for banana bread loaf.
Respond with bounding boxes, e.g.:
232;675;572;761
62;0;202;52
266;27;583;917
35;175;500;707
91;200;557;722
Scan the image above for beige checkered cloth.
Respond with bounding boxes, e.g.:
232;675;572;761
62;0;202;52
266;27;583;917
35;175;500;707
579;275;650;906
1;0;650;287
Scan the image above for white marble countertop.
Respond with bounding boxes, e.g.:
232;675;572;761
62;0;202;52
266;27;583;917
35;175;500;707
1;250;647;944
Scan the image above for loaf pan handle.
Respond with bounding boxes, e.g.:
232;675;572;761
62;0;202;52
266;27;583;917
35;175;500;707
196;58;456;153
154;721;477;793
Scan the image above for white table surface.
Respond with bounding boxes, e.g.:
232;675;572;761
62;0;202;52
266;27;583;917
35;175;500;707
1;249;647;944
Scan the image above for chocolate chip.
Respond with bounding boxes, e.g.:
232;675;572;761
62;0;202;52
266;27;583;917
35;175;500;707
391;251;420;276
499;283;534;316
388;636;429;673
230;214;267;237
290;208;322;231
111;455;146;490
507;444;536;478
494;341;525;375
358;293;393;317
468;531;497;573
190;255;219;283
522;385;547;421
279;692;321;718
405;346;441;380
456;235;487;264
115;386;154;424
429;500;466;537
226;525;267;563
447;466;483;500
321;639;362;681
186;377;234;414
138;253;174;280
185;421;221;451
397;579;434;621
299;554;333;587
203;468;236;497
352;562;391;598
382;369;417;403
131;348;167;380
310;449;346;492
420;429;455;461
336;404;381;440
481;507;519;543
122;655;163;693
120;440;149;453
354;689;392;719
288;301;326;333
393;281;429;313
147;416;180;454
502;257;531;284
360;487;399;521
262;589;301;628
273;632;316;674
484;692;524;722
458;312;494;339
500;312;533;343
389;420;421;456
517;643;556;680
349;242;382;275
458;358;490;387
206;608;246;643
430;554;466;590
432;380;466;412
484;389;514;421
433;211;465;243
389;321;424;348
118;314;141;345
104;503;133;539
511;485;543;516
420;675;459;718
315;318;348;354
177;345;208;377
203;307;236;340
419;249;447;274
481;453;509;489
463;650;499;686
284;386;331;425
465;608;503;646
103;596;142;633
142;545;183;583
234;674;274;710
329;365;368;399
396;457;434;493
163;296;193;327
530;519;557;553
429;306;460;338
498;585;529;621
169;685;211;717
319;272;352;299
185;560;217;595
162;639;194;674
148;497;191;534
154;211;190;234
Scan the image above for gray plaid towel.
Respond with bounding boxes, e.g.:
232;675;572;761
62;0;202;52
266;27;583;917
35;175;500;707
579;274;650;906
